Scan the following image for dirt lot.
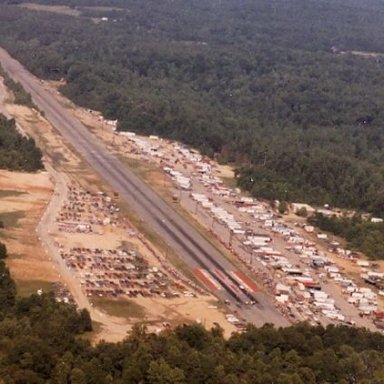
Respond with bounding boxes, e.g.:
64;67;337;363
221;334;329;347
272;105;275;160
134;296;233;331
0;170;59;287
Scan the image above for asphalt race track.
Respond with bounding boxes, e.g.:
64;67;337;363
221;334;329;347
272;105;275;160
0;48;288;327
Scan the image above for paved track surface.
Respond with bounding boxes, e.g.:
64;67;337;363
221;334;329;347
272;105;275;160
0;48;288;327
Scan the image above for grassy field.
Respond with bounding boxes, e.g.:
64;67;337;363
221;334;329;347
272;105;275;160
220;176;238;189
0;210;25;228
51;151;68;167
80;6;125;12
18;3;81;16
92;297;146;319
18;3;125;17
0;190;25;198
77;320;103;343
15;279;55;297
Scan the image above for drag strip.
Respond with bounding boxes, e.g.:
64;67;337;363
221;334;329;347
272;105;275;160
0;47;288;326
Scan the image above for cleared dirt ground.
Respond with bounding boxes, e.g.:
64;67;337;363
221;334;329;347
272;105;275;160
0;170;59;286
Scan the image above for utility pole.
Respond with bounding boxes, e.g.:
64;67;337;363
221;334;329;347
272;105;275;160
229;229;233;247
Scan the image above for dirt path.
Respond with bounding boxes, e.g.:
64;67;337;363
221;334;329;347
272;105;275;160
0;77;28;137
37;162;132;341
0;78;8;116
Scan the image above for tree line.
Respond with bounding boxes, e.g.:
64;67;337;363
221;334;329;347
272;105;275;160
0;114;43;172
308;213;384;260
0;240;93;383
0;65;36;109
1;0;384;214
1;232;384;383
0;204;383;382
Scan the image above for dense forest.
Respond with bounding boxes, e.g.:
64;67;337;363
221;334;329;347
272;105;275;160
1;235;384;383
0;241;93;383
0;114;43;171
1;0;384;213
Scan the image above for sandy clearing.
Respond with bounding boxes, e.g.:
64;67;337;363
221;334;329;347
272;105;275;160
18;3;81;16
134;296;236;336
5;102;83;171
215;164;235;179
0;169;59;283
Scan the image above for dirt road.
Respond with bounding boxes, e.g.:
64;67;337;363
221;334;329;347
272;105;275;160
37;162;132;341
0;77;28;137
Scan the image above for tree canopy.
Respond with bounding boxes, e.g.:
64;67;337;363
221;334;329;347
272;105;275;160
0;114;43;171
0;219;384;382
1;0;384;212
309;213;384;260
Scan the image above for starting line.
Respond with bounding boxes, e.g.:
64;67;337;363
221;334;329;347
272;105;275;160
230;270;259;293
193;269;222;290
